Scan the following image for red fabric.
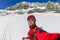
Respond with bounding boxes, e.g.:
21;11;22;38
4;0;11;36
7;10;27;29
27;28;37;40
33;36;37;40
26;26;60;40
36;28;60;40
25;25;36;39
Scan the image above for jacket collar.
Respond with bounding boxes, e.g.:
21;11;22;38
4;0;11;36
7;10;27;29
29;24;37;29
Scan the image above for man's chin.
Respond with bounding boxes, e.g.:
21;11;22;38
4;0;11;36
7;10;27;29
29;24;33;26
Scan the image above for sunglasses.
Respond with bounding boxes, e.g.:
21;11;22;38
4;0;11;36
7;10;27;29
28;18;35;21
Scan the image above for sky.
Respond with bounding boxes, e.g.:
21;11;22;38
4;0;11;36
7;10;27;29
0;0;60;9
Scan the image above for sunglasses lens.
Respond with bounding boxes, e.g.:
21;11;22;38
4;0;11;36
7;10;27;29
28;18;34;20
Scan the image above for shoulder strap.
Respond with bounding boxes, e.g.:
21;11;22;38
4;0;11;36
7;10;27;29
34;27;38;36
34;27;38;40
30;27;38;40
40;29;46;33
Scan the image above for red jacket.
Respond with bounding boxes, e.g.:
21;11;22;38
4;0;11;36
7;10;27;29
26;25;60;40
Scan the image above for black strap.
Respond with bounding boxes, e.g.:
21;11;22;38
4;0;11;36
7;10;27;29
40;29;46;33
30;27;38;40
30;34;34;40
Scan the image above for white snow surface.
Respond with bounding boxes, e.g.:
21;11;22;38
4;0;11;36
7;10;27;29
0;13;60;40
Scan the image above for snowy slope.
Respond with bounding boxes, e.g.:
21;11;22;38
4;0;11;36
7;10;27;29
0;13;60;40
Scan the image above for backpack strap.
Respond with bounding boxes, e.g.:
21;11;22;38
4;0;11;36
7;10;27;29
30;27;38;40
34;27;39;40
34;27;38;36
40;29;46;33
30;34;34;40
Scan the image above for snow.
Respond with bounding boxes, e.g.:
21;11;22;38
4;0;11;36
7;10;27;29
0;14;28;40
0;13;60;40
37;6;46;9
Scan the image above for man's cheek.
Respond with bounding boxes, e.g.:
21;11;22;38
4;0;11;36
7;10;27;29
28;22;31;25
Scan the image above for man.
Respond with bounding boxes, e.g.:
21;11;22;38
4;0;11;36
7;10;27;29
22;15;60;40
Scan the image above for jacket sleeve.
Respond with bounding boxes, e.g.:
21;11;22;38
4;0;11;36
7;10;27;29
36;28;60;40
36;28;48;40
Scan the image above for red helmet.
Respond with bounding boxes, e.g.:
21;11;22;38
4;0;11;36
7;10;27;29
27;15;36;21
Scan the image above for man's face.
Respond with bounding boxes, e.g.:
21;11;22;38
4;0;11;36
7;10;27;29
28;20;35;26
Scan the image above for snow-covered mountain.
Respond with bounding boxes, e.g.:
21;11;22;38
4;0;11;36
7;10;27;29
5;1;59;10
0;1;60;16
5;1;60;11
